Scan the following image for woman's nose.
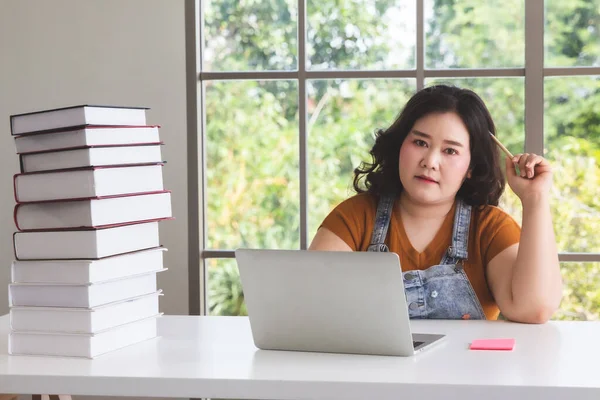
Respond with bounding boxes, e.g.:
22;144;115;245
420;150;440;170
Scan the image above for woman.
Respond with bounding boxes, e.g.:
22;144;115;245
309;84;563;324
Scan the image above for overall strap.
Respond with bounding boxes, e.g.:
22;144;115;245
440;198;472;264
367;192;396;252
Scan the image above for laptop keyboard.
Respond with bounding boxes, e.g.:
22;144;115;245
413;341;425;348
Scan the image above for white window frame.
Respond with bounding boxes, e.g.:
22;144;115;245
185;0;600;314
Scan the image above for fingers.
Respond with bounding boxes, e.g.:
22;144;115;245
512;153;546;179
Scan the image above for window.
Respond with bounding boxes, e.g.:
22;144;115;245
196;0;600;320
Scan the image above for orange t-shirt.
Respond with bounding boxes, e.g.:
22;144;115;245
320;193;521;320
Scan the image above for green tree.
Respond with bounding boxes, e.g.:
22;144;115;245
205;80;300;251
204;0;297;71
208;259;247;316
426;0;525;68
545;0;600;67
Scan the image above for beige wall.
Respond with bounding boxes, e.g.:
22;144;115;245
0;0;190;317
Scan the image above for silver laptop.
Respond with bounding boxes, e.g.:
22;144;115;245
235;249;445;357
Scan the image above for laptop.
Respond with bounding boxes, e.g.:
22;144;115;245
235;249;445;357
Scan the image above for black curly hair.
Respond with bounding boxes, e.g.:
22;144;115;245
353;84;505;207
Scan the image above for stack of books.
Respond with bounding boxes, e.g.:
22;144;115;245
7;105;172;358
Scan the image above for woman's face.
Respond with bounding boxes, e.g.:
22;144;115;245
398;112;472;205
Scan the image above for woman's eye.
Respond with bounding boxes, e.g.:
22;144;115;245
414;139;427;147
445;148;458;155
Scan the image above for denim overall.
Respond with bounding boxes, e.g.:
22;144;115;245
367;193;486;320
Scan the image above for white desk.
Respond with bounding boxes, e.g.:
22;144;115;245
0;315;599;400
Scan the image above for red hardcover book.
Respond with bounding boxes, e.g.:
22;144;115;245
10;105;149;136
13;163;165;203
19;142;164;173
14;125;161;154
14;190;173;231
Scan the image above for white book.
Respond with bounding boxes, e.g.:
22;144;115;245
13;221;160;260
14;126;161;154
14;163;164;202
9;314;160;358
10;105;148;136
15;191;172;231
9;270;163;308
20;144;164;173
11;247;166;284
10;291;162;333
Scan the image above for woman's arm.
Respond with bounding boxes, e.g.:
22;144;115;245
487;154;563;324
308;228;353;251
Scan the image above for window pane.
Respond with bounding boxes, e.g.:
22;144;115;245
555;263;600;321
205;80;300;250
425;0;525;68
203;0;297;71
307;1;415;70
545;0;600;67
207;258;246;316
545;76;600;253
307;79;416;241
425;78;525;223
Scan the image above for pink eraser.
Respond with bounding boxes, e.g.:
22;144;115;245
469;338;515;351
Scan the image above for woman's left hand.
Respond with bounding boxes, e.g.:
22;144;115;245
505;153;553;201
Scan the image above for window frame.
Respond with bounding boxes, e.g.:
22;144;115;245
187;0;600;314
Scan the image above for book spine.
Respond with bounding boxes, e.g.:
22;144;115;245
13;174;19;203
13;204;21;231
10;115;15;136
14;189;171;205
18;141;164;156
12;232;18;260
14;216;174;233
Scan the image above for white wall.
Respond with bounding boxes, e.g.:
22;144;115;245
0;0;190;318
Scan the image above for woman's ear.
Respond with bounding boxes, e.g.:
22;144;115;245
466;169;472;179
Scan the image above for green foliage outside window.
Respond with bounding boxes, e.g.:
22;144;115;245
204;0;600;320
